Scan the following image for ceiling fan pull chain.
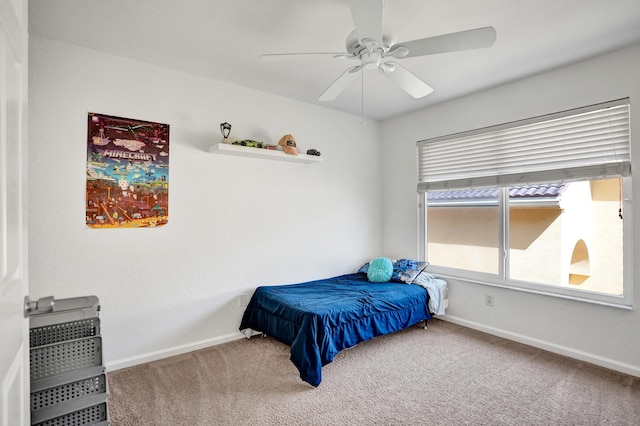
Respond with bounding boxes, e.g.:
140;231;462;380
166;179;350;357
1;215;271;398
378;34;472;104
360;69;366;126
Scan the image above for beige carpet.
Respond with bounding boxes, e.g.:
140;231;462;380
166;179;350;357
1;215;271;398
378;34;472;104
107;319;640;425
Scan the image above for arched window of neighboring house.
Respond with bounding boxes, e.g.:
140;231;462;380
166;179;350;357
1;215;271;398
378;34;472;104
569;239;590;285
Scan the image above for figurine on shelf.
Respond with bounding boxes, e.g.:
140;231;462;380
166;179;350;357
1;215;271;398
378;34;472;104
220;122;232;144
278;134;298;155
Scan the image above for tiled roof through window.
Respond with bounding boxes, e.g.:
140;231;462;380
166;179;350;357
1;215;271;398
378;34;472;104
428;183;567;201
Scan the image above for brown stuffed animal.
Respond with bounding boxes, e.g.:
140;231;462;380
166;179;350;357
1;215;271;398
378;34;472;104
278;134;298;155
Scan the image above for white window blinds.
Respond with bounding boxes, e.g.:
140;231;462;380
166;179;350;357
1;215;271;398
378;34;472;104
417;99;631;192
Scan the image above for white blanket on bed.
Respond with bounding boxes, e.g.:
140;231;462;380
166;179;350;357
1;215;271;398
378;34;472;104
413;272;448;316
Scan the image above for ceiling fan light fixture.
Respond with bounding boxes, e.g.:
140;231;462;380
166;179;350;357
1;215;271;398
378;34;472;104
379;62;395;73
361;51;381;70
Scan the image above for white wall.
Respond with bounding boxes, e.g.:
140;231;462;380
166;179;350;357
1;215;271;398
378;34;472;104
28;36;382;369
381;44;640;377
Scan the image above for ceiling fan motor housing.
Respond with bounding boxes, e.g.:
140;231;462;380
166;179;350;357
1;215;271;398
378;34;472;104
345;29;396;57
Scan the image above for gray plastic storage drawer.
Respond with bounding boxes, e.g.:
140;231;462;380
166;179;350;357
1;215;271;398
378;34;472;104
30;317;100;347
30;336;103;382
31;366;108;425
31;399;109;426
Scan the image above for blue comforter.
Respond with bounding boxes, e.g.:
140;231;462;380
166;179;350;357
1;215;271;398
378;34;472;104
239;273;430;386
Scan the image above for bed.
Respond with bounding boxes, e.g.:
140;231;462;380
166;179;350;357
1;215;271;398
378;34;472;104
239;259;447;386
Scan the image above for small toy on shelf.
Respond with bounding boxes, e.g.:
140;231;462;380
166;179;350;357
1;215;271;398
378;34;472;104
220;122;232;144
278;134;298;155
232;139;264;149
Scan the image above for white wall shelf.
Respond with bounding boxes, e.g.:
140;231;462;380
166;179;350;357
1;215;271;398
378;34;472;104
209;143;323;163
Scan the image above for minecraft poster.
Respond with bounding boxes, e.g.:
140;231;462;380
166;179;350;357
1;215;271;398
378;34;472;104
86;113;170;228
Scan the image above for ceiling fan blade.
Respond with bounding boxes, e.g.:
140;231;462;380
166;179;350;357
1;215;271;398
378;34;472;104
379;62;433;98
348;0;383;45
318;66;361;101
397;26;497;58
260;52;350;62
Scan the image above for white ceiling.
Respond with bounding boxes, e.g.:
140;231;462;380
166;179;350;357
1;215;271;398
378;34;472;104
28;0;640;121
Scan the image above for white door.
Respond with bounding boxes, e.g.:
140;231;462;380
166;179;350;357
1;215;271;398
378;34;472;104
0;0;29;425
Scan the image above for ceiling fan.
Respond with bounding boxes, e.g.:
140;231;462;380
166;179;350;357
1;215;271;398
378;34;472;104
260;0;496;101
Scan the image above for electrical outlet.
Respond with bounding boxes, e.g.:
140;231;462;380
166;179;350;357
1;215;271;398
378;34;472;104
485;294;494;307
238;293;248;307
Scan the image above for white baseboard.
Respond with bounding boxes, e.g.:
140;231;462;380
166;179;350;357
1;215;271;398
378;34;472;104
105;332;245;372
441;315;640;378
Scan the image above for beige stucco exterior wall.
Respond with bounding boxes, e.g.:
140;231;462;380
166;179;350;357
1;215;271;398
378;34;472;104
427;179;622;294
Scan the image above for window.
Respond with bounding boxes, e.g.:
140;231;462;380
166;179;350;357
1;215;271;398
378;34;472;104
417;99;632;307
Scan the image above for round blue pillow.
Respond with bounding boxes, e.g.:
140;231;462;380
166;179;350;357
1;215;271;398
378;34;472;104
367;257;393;282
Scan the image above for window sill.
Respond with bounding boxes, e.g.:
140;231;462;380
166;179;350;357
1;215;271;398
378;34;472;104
430;268;633;310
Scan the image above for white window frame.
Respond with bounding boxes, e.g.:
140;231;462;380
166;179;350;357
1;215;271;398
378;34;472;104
417;100;633;309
